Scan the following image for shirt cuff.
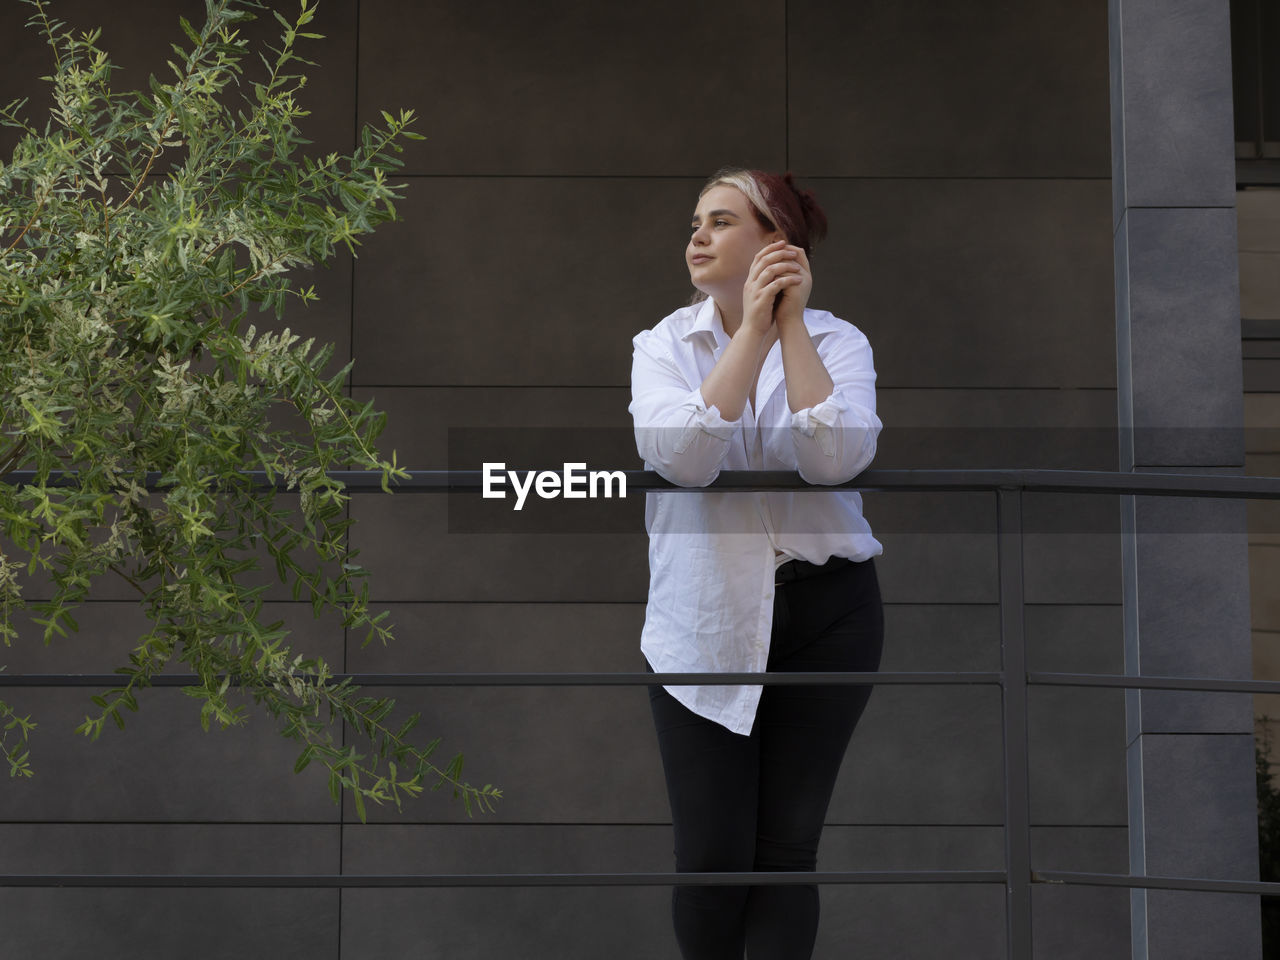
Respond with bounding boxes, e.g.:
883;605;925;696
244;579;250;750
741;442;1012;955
790;391;846;457
673;389;738;453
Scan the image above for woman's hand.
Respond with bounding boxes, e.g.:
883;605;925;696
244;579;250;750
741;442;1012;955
773;244;812;327
741;240;808;336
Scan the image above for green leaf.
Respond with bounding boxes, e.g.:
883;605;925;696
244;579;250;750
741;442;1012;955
294;745;315;773
178;16;201;47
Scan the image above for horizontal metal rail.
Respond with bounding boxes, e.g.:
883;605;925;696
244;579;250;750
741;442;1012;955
0;870;1007;889
1035;871;1280;897
2;870;1276;894
1029;672;1280;695
5;467;1280;498
0;671;999;688
4;671;1275;693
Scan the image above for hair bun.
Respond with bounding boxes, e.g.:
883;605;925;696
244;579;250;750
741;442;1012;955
782;172;827;248
784;172;817;213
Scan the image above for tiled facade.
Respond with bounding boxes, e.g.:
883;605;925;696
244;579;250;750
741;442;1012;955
0;1;1263;957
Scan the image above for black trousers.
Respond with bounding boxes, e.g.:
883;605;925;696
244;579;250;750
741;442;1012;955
646;556;883;960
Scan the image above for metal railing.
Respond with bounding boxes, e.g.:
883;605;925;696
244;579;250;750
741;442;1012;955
4;466;1280;959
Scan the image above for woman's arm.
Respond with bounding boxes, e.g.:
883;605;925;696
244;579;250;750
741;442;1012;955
785;322;881;485
628;329;739;488
776;315;834;412
770;246;881;485
772;244;832;412
695;323;772;424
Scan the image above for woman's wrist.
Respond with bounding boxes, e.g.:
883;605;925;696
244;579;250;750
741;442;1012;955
734;320;771;345
774;307;806;332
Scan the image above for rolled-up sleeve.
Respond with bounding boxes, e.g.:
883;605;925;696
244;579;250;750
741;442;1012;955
789;327;882;485
629;330;738;487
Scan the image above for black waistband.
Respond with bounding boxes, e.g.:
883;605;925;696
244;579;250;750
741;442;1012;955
774;555;855;585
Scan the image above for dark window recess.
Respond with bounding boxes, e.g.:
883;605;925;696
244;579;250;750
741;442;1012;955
1233;0;1280;159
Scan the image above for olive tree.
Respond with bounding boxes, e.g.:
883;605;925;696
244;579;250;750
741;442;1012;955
0;0;499;817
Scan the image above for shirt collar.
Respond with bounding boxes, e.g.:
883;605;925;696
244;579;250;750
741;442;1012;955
681;298;728;351
798;309;848;341
680;301;846;350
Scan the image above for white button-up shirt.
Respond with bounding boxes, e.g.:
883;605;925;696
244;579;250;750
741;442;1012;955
629;298;884;735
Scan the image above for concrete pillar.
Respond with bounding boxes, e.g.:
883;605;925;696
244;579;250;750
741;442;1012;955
1110;1;1262;958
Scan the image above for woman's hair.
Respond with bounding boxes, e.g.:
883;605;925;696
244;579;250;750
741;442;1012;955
699;167;829;255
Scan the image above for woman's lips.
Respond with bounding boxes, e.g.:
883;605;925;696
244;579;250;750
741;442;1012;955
690;255;713;264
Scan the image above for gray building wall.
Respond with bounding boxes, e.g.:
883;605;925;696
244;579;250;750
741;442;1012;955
0;1;1257;957
1109;2;1258;956
1242;187;1280;739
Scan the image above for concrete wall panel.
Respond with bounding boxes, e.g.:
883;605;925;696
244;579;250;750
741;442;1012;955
0;889;339;960
1130;506;1254;733
1123;208;1244;465
0;0;358;161
1029;686;1127;824
342;683;665;824
1025;604;1124;674
351;177;698;387
811;179;1115;391
356;0;786;176
1109;0;1236;216
877;388;1120;471
788;0;1110;179
0;690;338;822
834;686;1005;824
1031;826;1130;959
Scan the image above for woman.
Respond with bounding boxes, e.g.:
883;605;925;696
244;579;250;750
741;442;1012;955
628;168;884;960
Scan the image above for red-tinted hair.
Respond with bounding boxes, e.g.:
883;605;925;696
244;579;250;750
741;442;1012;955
755;171;828;255
700;168;829;255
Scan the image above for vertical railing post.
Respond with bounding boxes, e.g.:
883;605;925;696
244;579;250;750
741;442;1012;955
997;486;1033;960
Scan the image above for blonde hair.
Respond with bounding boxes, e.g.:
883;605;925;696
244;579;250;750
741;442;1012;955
699;168;777;235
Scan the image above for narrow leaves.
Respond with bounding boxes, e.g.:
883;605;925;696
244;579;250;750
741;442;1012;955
0;0;493;816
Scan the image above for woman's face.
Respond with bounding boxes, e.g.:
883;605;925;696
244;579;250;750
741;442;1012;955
687;184;780;300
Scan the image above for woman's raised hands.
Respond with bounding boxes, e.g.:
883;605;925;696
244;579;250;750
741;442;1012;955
741;240;812;335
